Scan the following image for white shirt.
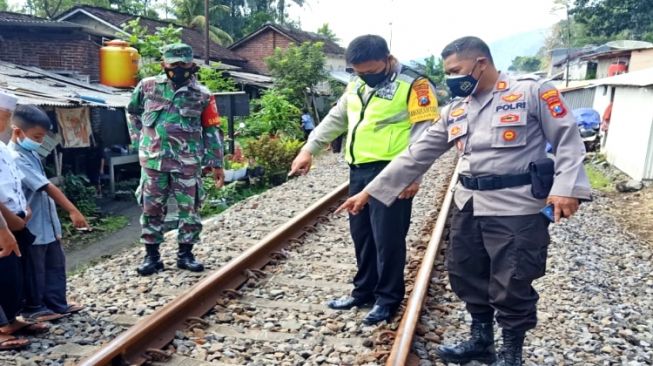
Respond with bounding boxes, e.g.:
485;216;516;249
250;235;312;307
0;141;27;213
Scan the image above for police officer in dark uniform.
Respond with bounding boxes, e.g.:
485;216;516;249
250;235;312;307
338;36;591;365
290;35;439;325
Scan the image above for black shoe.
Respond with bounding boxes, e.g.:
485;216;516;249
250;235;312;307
137;255;164;276
362;304;398;325
490;330;525;366
327;296;374;310
177;245;204;272
436;321;496;364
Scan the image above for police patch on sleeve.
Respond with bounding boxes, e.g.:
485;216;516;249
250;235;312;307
540;88;567;118
408;78;439;123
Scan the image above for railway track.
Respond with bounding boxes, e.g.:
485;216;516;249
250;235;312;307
73;156;458;366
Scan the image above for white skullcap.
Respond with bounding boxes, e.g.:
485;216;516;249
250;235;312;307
0;90;18;111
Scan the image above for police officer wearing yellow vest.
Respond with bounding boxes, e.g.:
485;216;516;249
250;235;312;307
289;35;439;325
338;37;591;364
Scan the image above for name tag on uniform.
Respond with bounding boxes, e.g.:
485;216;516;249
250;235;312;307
375;81;399;100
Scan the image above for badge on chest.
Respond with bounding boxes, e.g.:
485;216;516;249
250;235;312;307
375;81;399;100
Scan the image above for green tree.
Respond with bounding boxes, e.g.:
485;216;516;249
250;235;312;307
423;55;445;85
244;88;302;138
265;41;328;109
23;0;157;19
275;0;304;24
173;0;233;45
0;0;8;11
317;23;338;42
197;64;237;92
570;0;653;41
508;56;543;72
119;18;183;78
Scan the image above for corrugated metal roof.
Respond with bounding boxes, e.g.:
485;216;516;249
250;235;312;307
595;67;653;87
227;71;274;88
0;62;130;107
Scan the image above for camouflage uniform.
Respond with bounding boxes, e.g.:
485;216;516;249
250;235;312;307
127;46;223;249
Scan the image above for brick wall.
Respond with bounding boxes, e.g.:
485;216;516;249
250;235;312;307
232;29;294;75
0;30;101;82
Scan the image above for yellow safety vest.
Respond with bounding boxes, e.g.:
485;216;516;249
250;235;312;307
345;70;417;165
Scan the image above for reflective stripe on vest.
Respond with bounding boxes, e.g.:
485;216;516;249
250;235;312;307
345;72;415;165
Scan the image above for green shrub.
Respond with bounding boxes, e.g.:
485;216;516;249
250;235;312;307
200;180;266;217
242;89;302;139
245;135;303;183
60;174;98;218
197;64;237;92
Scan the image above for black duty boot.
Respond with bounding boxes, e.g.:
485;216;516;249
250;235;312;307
490;330;525;366
435;320;497;364
137;245;164;276
177;244;204;272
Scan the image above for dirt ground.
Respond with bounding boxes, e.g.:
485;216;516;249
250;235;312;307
588;156;653;246
605;186;653;246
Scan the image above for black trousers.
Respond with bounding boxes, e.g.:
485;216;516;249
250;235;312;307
348;163;412;306
448;199;550;331
22;240;69;315
0;228;35;324
331;134;344;153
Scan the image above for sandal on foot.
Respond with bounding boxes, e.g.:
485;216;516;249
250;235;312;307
13;322;49;336
0;334;30;350
21;310;66;323
62;303;84;314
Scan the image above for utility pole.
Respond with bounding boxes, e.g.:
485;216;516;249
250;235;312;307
204;0;210;65
565;2;571;87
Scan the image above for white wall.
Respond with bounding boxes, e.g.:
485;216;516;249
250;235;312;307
604;86;653;180
325;54;346;71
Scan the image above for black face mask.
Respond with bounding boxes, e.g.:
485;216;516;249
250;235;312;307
165;65;197;85
359;70;389;88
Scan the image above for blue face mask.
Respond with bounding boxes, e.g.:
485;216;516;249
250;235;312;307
445;59;483;98
18;136;42;151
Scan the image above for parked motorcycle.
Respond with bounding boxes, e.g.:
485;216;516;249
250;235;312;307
573;108;601;152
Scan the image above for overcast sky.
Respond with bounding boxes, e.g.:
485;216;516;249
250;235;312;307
287;0;565;60
7;0;565;61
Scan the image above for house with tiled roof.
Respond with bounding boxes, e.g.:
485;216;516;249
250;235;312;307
57;5;246;67
228;23;346;75
0;11;113;82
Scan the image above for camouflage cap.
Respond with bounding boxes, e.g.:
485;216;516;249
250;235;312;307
161;43;193;64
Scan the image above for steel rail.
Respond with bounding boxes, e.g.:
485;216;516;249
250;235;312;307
386;163;460;366
78;182;349;366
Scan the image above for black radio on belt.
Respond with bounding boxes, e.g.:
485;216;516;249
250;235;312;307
528;158;555;199
458;158;555;199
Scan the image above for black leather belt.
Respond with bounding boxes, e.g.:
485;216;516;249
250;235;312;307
459;173;531;191
348;161;390;170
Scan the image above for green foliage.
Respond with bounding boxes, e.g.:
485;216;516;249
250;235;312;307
0;0;8;11
244;135;303;182
508;56;543;72
242;11;276;35
265;42;328;109
422;55;445;85
570;0;653;41
60;174;98;218
543;0;653;57
585;163;612;191
197;64;237;92
119;18;183;79
200;181;266;217
317;23;339;42
23;0;158;19
243;88;302;138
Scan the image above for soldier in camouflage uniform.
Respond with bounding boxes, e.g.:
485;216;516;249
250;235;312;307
127;43;224;276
